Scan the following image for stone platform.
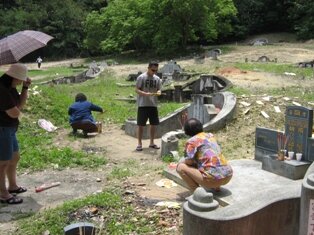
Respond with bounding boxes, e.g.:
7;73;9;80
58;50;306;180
262;154;311;180
163;159;303;206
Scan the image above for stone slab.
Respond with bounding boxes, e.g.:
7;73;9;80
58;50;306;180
261;154;311;180
163;159;303;206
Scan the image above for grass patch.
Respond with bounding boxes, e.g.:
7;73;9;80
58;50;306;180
16;70;184;173
234;62;314;79
15;190;160;235
26;71;184;125
107;160;137;180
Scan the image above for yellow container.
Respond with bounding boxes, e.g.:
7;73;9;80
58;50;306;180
277;150;285;161
96;122;102;133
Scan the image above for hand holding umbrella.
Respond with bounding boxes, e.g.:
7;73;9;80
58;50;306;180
23;77;32;88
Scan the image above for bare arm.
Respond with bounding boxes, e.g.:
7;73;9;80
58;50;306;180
18;78;32;109
135;87;154;96
6;106;20;118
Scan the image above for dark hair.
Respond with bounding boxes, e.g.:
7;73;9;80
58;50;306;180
75;93;87;102
184;118;203;136
148;61;159;68
0;73;13;88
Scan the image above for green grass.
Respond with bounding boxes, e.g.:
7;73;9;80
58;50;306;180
16;70;184;173
0;66;87;83
15;190;160;235
26;71;184;125
107;160;137;180
234;62;314;79
29;67;86;82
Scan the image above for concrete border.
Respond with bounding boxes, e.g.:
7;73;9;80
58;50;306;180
125;91;236;139
124;104;190;139
203;91;237;132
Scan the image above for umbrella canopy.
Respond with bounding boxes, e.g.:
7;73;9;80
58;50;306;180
0;30;53;65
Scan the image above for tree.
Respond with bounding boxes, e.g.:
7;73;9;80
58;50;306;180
83;0;237;55
289;0;314;39
233;0;294;36
0;0;91;58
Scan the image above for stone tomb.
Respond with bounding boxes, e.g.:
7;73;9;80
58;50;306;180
255;105;313;179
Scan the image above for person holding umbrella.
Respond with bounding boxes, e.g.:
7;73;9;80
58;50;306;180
0;63;31;204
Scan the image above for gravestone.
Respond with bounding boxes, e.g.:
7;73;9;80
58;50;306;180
64;222;96;235
285;106;313;161
255;106;313;179
255;127;280;161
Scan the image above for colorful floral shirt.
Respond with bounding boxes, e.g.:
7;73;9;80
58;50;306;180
184;132;233;180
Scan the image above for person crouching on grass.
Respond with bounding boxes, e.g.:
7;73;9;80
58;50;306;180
176;118;233;192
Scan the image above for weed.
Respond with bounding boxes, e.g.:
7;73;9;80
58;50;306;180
15;190;158;235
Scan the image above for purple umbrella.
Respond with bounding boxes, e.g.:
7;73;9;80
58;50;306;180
0;30;53;65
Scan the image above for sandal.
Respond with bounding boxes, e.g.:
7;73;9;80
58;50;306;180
0;196;23;204
8;186;27;194
136;145;143;151
149;144;160;149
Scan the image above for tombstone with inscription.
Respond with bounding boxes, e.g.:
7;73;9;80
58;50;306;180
255;105;313;179
285;106;313;161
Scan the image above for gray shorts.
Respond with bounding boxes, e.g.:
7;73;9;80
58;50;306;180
0;127;19;161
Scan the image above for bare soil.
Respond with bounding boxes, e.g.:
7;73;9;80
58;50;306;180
1;37;314;234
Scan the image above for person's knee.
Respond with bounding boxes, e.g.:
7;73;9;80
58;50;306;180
9;153;20;165
176;162;187;174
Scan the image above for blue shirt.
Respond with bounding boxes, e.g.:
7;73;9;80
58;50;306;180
68;101;103;124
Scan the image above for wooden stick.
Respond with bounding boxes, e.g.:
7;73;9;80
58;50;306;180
35;182;61;193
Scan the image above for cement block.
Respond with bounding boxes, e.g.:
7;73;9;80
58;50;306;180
262;154;310;180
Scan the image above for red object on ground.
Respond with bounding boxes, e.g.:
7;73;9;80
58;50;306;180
168;162;177;169
35;182;61;193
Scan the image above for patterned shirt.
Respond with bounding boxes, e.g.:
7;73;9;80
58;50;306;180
184;132;233;180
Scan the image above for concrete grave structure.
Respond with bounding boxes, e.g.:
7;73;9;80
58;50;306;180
125;91;236;139
164;159;304;235
162;105;314;235
159;60;183;80
205;48;221;60
249;38;269;46
162;74;232;103
40;62;107;85
298;60;314;68
255;105;313;180
285;106;313;160
163;149;314;235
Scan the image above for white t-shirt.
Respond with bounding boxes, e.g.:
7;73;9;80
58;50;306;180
136;72;161;107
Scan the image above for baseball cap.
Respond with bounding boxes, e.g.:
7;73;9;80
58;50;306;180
5;63;28;81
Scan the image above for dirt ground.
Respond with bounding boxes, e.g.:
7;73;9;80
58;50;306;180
1;38;314;233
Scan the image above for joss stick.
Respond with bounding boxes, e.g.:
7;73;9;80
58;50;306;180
284;134;289;150
277;133;281;152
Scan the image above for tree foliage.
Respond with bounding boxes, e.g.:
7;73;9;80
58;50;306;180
289;0;314;39
84;0;237;55
1;0;314;58
0;0;106;58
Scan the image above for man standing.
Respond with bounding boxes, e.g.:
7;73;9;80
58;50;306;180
135;61;162;151
36;56;43;69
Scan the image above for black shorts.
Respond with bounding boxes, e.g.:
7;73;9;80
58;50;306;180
137;107;159;126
